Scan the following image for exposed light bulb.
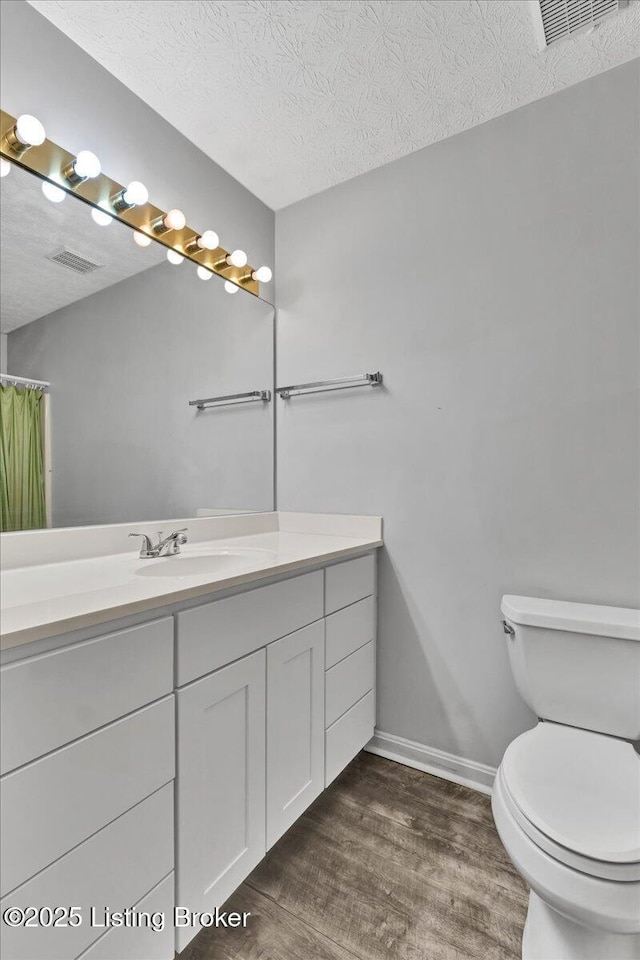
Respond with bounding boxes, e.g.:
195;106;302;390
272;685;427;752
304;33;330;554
123;181;148;206
133;231;152;247
224;280;239;294
165;208;186;231
167;249;184;265
198;230;219;250
91;207;112;226
112;180;148;211
153;208;187;234
2;115;46;157
227;249;247;268
0;158;10;178
185;229;219;254
252;265;272;283
76;150;101;178
197;266;213;281
42;180;66;203
15;114;46;147
65;150;101;185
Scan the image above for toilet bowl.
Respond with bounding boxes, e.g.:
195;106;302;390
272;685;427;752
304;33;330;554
494;596;640;960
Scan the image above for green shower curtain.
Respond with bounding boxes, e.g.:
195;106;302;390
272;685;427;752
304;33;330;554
0;385;47;531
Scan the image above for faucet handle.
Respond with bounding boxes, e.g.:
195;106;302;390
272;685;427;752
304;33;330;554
129;533;156;558
167;527;188;542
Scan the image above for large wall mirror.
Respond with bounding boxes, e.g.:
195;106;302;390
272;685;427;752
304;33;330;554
0;163;274;530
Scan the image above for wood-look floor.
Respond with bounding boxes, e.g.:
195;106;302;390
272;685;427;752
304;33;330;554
178;752;528;960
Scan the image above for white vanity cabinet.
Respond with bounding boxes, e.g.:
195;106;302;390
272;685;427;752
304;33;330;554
324;555;376;787
266;619;325;848
175;650;266;953
0;618;175;960
0;549;377;959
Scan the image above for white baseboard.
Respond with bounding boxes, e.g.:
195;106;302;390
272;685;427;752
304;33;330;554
365;729;496;796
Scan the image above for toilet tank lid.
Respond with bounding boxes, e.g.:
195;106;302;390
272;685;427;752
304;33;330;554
501;595;640;641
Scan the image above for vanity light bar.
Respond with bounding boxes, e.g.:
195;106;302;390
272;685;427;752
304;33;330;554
0;109;270;297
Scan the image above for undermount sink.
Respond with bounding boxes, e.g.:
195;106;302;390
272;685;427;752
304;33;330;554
135;548;277;579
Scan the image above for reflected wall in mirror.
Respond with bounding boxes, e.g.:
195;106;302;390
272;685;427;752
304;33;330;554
0;163;274;530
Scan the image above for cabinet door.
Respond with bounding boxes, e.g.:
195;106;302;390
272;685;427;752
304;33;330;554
176;650;266;953
266;620;325;848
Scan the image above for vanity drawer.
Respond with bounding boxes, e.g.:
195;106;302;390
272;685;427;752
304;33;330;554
325;640;375;728
325;690;375;787
77;873;174;960
0;784;173;960
325;554;375;615
0;617;173;775
176;570;323;684
0;696;174;897
325;596;374;669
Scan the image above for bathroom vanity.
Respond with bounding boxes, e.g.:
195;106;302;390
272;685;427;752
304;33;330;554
0;512;382;959
0;120;383;959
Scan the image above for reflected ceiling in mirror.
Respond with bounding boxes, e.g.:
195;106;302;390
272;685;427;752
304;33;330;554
0;164;274;531
1;163;167;332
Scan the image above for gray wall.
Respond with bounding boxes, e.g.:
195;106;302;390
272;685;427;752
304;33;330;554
0;1;274;291
275;61;640;769
9;265;274;527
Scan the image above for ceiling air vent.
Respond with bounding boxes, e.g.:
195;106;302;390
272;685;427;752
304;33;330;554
538;0;628;46
47;249;103;274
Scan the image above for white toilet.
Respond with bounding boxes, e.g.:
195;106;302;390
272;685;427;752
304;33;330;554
493;595;640;960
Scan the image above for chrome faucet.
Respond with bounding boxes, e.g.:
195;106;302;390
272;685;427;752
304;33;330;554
129;528;188;558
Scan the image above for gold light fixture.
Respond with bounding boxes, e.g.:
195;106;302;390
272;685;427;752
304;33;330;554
0;108;264;296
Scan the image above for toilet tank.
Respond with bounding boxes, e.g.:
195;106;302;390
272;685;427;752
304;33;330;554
501;596;640;739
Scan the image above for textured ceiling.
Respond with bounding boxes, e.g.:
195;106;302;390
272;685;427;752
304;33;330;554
0;164;164;332
28;0;640;209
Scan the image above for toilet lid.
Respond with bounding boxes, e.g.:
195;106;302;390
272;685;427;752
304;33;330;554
501;723;640;864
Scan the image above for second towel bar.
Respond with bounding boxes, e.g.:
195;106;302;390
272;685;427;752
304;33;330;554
276;372;383;399
189;390;271;410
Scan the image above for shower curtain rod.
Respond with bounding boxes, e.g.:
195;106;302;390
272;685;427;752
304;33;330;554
0;373;51;390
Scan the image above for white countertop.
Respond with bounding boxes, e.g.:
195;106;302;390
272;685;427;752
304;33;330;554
1;513;382;650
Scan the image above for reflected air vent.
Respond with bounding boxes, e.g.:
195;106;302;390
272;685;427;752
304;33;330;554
538;0;628;46
47;249;103;274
